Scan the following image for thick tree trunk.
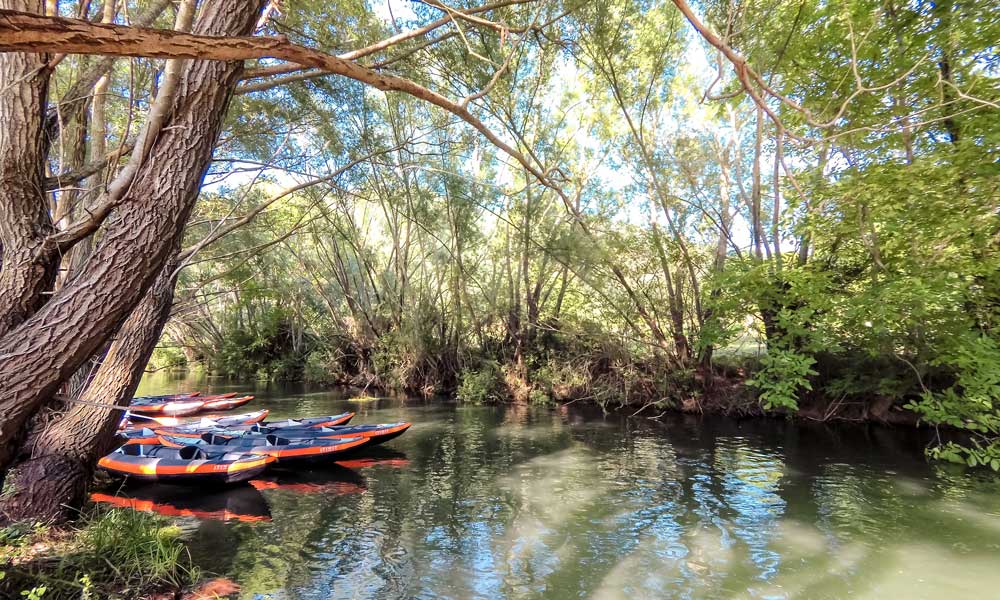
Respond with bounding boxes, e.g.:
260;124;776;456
0;259;179;524
0;0;266;476
0;0;56;338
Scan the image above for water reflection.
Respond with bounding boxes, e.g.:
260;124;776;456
116;373;1000;599
91;484;271;522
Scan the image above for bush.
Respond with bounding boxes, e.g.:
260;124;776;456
533;358;590;401
303;349;348;385
456;361;505;404
908;334;1000;469
747;349;818;411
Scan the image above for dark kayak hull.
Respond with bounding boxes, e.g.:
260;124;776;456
249;423;412;446
316;423;412;445
158;412;355;439
158;434;373;465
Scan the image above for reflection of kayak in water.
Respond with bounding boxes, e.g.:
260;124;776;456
337;457;411;469
90;484;271;522
337;448;410;470
249;464;367;495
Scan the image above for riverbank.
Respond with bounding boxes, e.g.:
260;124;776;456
0;508;202;599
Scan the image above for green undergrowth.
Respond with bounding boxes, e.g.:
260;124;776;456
0;508;200;599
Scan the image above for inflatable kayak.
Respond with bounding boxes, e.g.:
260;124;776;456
157;412;355;439
253;422;412;445
159;432;371;464
255;413;357;429
125;409;270;429
130;392;235;407
131;392;200;402
201;394;254;411
128;398;206;416
98;444;274;484
121;410;274;444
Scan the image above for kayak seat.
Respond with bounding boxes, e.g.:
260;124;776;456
201;432;234;445
119;445;208;460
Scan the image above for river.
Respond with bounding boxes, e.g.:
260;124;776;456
107;372;1000;599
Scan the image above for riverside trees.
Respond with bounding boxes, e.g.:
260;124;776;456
0;0;565;521
0;0;996;523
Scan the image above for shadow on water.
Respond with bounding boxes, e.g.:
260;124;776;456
104;373;1000;599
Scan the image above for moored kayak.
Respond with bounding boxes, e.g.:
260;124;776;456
131;392;200;403
159;432;371;464
252;422;412;445
256;413;356;429
125;409;270;430
158;412;354;439
128;398;206;416
130;392;235;407
98;444;274;484
201;395;254;411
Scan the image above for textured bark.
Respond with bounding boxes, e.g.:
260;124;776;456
0;0;56;338
0;260;179;524
0;0;267;476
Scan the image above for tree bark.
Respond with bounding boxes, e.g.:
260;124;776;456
0;0;267;477
0;0;56;338
0;258;180;524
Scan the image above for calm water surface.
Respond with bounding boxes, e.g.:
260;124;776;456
117;373;1000;599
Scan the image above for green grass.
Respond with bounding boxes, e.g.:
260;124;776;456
1;508;200;599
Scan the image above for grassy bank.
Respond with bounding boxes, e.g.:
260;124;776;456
1;508;200;599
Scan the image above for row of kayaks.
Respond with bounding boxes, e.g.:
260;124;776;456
102;406;412;485
128;391;254;416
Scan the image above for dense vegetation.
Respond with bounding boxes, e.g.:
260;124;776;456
0;0;996;529
157;2;999;458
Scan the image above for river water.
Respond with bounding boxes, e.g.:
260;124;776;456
110;373;1000;599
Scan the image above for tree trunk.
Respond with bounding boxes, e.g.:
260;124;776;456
0;259;180;523
0;0;266;477
0;0;56;338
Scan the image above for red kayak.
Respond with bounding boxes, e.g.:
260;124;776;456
129;392;240;416
201;394;254;412
129;398;206;416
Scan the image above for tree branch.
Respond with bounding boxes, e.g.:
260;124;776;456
0;8;556;204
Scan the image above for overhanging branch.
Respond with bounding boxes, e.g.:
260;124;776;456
0;8;557;203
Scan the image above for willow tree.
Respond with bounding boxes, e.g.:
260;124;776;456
0;0;571;522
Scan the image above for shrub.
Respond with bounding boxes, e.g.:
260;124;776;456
456;361;505;404
747;349;818;411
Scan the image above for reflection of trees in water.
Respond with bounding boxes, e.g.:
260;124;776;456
711;438;787;584
168;403;1000;599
